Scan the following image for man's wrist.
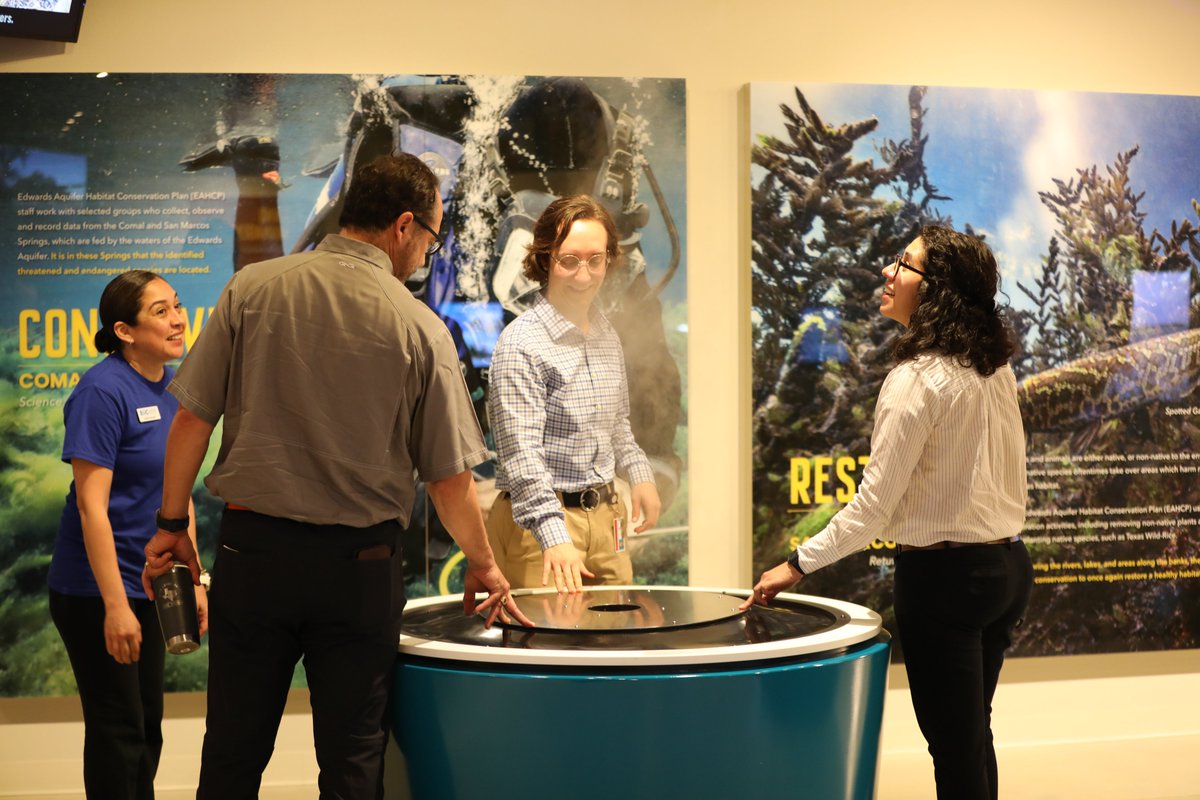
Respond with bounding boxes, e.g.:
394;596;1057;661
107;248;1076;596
533;518;570;552
155;508;190;534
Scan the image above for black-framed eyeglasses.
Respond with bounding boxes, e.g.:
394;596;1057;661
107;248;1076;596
887;252;926;277
411;213;445;257
553;253;608;273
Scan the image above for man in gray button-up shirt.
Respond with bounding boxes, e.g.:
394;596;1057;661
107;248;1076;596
142;154;529;798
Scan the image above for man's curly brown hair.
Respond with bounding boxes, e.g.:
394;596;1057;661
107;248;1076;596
523;195;622;285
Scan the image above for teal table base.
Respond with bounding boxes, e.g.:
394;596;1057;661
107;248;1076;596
394;634;890;800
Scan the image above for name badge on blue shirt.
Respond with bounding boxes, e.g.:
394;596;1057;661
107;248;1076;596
136;405;162;423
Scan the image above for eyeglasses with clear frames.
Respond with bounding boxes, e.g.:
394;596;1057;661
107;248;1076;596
411;213;445;257
553;253;608;273
887;252;926;277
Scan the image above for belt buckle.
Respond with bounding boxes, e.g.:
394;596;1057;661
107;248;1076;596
580;487;600;512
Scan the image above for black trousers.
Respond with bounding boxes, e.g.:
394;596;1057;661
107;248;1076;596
49;589;166;800
894;540;1033;800
197;509;406;800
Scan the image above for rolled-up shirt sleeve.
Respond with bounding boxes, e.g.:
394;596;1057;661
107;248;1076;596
169;274;237;425
488;334;570;550
409;327;489;482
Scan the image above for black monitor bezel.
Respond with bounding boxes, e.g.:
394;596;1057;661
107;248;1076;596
0;0;87;44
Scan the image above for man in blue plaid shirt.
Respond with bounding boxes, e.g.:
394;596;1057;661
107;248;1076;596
487;195;661;592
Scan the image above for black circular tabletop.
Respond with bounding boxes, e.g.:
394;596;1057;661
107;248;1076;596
399;586;883;667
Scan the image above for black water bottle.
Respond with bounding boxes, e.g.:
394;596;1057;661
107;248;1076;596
153;564;201;655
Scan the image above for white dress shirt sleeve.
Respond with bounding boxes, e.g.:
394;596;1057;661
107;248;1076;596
795;362;940;573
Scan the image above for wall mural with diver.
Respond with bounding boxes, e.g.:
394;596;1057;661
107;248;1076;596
750;82;1200;659
0;73;688;695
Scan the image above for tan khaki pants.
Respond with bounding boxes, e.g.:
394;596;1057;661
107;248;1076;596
486;493;633;589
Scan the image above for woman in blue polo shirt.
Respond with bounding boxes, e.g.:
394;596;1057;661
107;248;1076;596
48;270;207;799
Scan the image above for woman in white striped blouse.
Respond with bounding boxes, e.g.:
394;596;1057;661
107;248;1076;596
744;225;1033;800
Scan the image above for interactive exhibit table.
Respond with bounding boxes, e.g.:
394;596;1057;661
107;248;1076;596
393;586;890;799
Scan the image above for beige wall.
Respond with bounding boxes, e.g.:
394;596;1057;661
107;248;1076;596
2;0;1199;797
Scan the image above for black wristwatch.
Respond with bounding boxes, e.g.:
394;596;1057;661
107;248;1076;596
155;508;190;534
787;550;805;577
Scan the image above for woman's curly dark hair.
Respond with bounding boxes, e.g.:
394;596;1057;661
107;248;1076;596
892;224;1016;376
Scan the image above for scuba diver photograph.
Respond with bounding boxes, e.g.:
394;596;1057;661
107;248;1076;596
178;73;689;596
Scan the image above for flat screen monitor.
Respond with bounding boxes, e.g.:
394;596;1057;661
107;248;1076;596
0;0;87;43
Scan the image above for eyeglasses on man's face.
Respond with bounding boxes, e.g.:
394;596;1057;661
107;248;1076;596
886;252;926;278
411;213;445;257
553;253;608;273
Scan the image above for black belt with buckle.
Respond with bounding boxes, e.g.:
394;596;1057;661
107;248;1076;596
560;482;618;511
899;535;1020;552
